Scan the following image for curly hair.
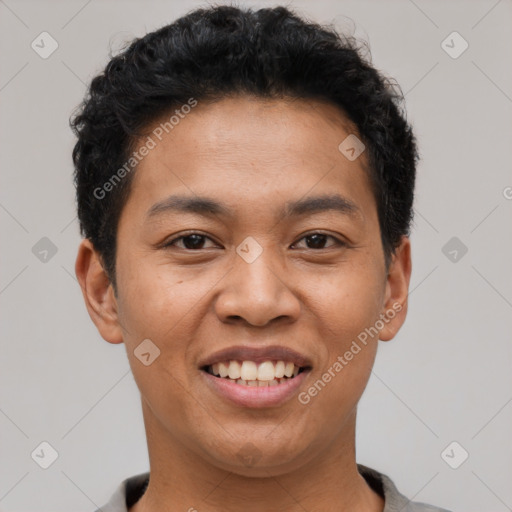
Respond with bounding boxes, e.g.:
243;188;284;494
71;5;418;288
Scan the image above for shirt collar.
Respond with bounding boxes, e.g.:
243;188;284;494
97;464;441;512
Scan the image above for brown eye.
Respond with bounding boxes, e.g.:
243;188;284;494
305;234;329;249
181;234;206;249
293;233;344;250
165;234;217;250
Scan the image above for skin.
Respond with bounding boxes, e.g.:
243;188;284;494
76;95;411;512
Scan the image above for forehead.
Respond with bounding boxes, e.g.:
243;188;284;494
126;96;374;219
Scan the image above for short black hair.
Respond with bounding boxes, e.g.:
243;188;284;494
71;4;418;288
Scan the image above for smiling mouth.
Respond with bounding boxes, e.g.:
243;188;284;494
201;360;310;387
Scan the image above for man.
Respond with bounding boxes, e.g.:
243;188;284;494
72;5;450;511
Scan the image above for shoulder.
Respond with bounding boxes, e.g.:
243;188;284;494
94;472;150;512
357;464;452;512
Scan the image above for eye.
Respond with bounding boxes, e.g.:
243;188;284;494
292;232;345;250
162;232;345;251
164;233;218;250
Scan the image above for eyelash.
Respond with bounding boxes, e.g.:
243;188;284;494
162;231;346;251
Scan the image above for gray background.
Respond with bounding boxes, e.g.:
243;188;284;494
1;0;511;510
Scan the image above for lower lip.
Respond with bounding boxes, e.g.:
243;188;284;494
200;369;310;408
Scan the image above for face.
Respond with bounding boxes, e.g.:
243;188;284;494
76;95;411;477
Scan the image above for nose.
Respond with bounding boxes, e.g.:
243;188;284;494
214;250;301;327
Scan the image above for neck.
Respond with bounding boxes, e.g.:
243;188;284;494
130;403;384;512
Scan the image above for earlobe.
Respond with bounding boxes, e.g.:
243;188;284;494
75;239;124;344
379;236;412;342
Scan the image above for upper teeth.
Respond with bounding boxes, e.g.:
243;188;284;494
210;360;300;381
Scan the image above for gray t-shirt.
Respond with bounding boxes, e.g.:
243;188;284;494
95;464;451;512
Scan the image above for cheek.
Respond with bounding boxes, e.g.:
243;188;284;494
116;251;207;337
114;268;203;418
114;257;196;379
301;260;384;404
300;281;380;430
308;260;385;341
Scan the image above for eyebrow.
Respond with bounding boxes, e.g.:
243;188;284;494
145;193;360;221
284;194;359;219
146;195;231;219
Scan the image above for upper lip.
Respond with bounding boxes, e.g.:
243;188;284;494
198;345;312;369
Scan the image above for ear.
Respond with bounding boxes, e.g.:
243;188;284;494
75;239;124;344
379;236;412;342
